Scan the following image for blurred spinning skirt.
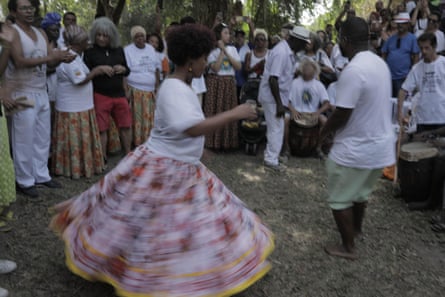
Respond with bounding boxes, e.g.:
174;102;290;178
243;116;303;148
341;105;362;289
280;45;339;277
0;108;15;207
50;145;274;297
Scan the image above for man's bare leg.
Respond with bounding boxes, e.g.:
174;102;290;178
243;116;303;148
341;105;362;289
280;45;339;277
325;207;358;260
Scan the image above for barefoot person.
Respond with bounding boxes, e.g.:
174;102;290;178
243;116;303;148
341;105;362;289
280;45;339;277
320;16;395;260
50;24;274;296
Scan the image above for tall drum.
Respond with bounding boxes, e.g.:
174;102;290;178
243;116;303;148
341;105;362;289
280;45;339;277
399;142;439;203
289;113;319;157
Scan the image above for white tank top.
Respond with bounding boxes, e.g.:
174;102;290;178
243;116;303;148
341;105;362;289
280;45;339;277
248;50;267;79
5;24;47;92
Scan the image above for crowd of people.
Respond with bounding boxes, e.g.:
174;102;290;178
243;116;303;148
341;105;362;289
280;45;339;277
1;0;445;296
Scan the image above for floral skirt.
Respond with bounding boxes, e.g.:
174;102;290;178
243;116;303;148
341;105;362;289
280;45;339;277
51;109;105;179
204;75;239;150
128;86;155;146
0;109;15;207
51;145;274;297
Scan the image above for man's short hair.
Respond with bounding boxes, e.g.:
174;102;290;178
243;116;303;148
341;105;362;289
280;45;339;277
340;16;369;44
418;32;437;48
234;29;245;37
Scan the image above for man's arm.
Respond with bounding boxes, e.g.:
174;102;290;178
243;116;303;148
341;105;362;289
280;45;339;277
269;75;285;117
319;107;353;142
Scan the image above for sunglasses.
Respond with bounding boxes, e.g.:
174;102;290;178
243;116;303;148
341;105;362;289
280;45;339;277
255;37;266;42
428;19;439;24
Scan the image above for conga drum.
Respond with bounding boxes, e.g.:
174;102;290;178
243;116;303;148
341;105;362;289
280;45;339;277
399;142;438;203
289;113;319;157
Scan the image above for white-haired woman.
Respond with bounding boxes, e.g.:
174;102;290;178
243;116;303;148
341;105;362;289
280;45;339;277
84;17;132;163
51;25;105;179
124;26;160;146
244;28;268;79
283;58;330;157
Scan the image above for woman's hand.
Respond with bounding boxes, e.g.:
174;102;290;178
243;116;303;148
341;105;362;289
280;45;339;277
113;64;127;75
233;103;258;121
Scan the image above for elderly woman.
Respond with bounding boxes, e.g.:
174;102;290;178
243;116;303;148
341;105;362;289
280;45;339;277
51;25;105;179
204;22;242;150
244;28;268;79
83;17;131;163
51;23;273;297
124;26;160;146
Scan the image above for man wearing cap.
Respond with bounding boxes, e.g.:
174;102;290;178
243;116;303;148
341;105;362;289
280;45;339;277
382;12;420;97
320;16;395;260
258;25;310;171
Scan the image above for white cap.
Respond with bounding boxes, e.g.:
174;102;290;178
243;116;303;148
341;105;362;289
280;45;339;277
289;26;311;43
394;12;411;23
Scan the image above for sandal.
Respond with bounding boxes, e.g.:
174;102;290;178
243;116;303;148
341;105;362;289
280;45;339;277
430;213;445;225
431;222;445;233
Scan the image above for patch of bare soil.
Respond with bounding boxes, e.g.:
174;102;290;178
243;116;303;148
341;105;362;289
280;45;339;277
1;149;444;297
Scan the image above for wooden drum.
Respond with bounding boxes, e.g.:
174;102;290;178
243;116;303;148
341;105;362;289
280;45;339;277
399;142;439;203
289;113;319;157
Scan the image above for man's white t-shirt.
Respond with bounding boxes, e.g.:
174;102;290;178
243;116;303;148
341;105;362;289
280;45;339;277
288;77;329;113
401;55;445;124
330;44;349;74
55;51;94;113
124;43;161;91
208;45;241;76
330;51;395;169
258;40;295;106
435;30;445;53
146;78;205;164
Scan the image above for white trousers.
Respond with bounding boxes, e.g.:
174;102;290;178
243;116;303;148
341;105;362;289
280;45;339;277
10;91;51;187
262;103;284;166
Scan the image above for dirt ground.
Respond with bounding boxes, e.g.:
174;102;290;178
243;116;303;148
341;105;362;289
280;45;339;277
1;148;444;297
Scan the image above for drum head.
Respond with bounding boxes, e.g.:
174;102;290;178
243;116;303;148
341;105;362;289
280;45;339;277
400;142;439;162
294;113;318;128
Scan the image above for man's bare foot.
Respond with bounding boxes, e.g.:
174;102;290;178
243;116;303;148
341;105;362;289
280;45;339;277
324;243;358;260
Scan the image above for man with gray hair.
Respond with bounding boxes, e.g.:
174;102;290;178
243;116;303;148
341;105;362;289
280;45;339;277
258;25;310;171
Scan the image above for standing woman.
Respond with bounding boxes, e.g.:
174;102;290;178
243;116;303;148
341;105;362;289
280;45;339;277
50;24;273;297
204;22;241;150
124;26;160;146
83;17;132;163
244;28;268;79
51;25;105;179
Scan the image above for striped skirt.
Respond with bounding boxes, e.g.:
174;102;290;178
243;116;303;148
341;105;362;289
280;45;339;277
51;145;274;297
128;86;155;146
51;109;105;179
204;75;239;150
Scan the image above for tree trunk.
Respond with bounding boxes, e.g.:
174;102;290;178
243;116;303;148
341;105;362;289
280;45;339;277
96;0;126;25
191;0;232;28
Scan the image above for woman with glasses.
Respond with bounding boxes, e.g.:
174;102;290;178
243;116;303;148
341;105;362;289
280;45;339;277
244;28;268;79
204;22;242;150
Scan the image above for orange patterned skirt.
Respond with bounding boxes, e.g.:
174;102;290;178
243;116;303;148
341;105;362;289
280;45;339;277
127;86;155;146
51;109;105;179
51;145;274;297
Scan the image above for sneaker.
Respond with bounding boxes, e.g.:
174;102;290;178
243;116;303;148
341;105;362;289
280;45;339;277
264;161;286;172
0;287;8;297
17;185;39;198
0;260;16;274
36;179;62;189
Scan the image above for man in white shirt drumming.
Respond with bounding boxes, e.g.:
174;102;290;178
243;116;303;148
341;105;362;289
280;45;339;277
320;16;395;260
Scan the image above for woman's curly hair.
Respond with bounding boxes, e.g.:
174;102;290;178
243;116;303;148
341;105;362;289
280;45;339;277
167;24;215;66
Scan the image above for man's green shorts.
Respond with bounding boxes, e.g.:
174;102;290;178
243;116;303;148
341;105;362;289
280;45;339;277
326;158;382;210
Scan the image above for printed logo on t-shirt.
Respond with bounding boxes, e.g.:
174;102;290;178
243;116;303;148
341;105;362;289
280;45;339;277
221;57;233;72
302;89;312;105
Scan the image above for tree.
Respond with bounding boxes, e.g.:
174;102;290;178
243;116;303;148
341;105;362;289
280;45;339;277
96;0;127;25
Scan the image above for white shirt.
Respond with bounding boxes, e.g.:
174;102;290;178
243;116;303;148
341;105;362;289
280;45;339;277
247;50;267;79
55;50;94;112
191;76;207;95
329;51;395;169
124;43;161;91
406;1;416;14
238;43;250;62
401;56;445;124
258;40;295;105
327;81;337;106
146;78;205;164
288;77;329;113
208;45;241;76
330;44;349;74
435;30;445;53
